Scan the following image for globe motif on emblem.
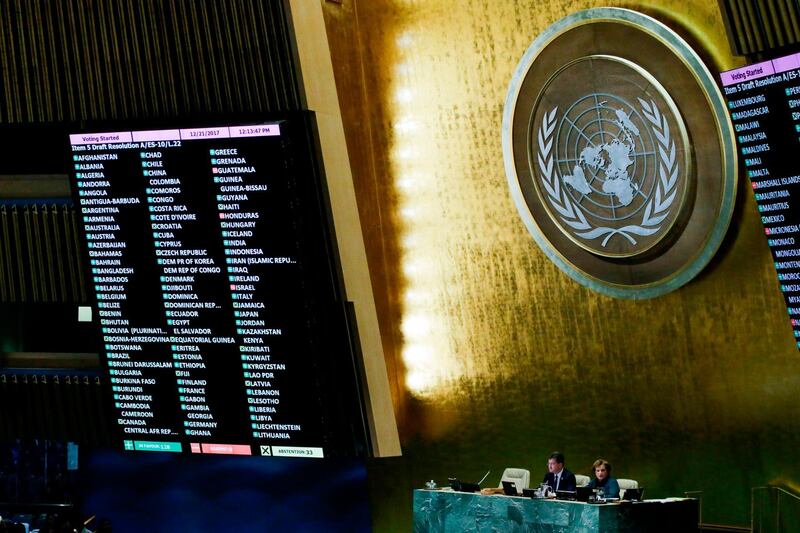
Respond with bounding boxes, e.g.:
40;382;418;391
531;56;687;258
557;95;653;221
503;8;737;297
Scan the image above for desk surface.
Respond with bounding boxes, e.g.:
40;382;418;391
413;489;699;533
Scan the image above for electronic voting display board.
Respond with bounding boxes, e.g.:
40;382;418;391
68;115;367;457
722;53;800;350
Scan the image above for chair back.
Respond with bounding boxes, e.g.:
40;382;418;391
617;478;639;499
499;468;531;491
575;474;591;487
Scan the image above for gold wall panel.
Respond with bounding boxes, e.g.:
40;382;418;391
323;0;799;530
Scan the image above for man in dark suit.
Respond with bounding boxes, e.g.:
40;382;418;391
542;451;576;493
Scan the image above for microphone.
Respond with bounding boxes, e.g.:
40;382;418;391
477;470;491;485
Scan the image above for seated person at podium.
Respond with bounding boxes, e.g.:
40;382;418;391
543;451;576;493
587;459;620;498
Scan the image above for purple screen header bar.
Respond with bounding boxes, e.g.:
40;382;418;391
772;54;800;74
720;53;800;86
69;131;133;145
179;127;230;140
132;129;181;142
230;124;281;138
70;124;281;145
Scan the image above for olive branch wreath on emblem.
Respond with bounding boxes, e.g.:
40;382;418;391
536;99;679;247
